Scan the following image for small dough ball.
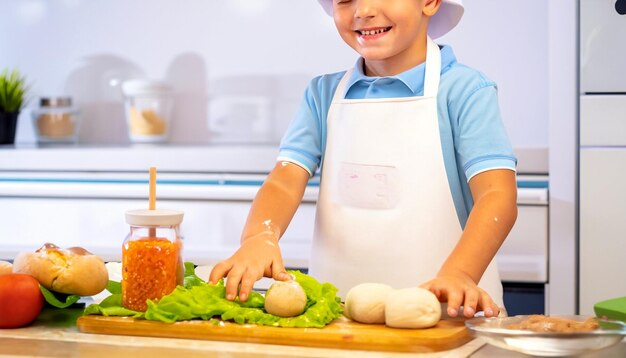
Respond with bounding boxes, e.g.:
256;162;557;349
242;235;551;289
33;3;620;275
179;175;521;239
13;243;109;296
345;283;393;324
264;280;307;317
0;261;12;275
385;287;441;329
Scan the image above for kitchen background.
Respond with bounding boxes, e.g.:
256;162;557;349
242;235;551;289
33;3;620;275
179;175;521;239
1;0;548;147
1;0;622;319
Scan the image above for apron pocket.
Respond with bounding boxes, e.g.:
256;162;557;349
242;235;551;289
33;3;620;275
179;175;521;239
336;162;400;209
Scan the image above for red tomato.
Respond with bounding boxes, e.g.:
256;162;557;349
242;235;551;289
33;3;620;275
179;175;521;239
0;273;44;328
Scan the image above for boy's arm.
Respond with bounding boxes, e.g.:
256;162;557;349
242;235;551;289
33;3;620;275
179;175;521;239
209;161;310;301
421;168;518;317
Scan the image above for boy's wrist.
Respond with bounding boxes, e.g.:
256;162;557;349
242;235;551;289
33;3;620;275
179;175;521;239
437;266;477;284
242;230;279;245
241;219;281;244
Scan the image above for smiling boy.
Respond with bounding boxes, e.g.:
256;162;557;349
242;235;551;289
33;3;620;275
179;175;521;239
210;0;517;319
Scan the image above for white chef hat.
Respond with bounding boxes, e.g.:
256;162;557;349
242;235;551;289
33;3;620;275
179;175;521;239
317;0;464;39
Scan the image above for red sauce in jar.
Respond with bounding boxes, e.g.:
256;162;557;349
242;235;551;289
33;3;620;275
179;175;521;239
121;237;181;311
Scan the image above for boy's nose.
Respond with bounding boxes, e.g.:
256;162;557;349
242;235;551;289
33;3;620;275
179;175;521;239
354;0;378;18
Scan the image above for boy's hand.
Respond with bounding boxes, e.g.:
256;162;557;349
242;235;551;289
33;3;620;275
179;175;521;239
420;271;500;318
208;232;291;302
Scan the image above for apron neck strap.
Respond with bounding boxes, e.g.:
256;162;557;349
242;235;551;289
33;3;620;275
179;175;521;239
332;69;353;103
332;36;442;101
423;36;441;97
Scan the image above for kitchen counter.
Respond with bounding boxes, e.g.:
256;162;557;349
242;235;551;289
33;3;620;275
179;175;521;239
0;328;484;358
1;319;485;358
0;144;548;174
2;324;625;357
1;309;624;357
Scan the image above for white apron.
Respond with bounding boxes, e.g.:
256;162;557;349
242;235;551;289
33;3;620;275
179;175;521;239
309;37;503;308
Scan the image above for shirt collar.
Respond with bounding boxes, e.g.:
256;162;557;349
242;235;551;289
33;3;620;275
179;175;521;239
343;44;457;97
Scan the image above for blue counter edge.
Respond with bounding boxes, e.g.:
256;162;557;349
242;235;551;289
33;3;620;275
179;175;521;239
0;178;548;189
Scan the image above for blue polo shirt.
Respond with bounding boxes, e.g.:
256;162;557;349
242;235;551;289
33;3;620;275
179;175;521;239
277;44;517;227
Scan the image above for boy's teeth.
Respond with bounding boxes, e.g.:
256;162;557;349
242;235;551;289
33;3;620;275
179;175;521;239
361;28;388;36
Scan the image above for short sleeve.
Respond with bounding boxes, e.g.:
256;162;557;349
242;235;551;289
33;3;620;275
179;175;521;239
277;82;324;176
454;85;517;181
277;73;344;177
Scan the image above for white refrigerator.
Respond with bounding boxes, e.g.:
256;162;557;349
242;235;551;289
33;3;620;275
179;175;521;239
579;0;626;314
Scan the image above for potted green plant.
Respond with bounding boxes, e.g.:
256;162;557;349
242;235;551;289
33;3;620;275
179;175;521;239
0;69;29;145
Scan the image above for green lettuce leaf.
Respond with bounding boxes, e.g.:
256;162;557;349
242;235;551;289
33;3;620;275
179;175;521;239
83;293;143;317
84;264;342;328
183;261;205;288
144;271;341;327
106;280;121;294
39;285;81;308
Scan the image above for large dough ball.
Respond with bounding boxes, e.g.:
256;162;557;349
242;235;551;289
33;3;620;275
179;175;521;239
345;283;393;324
385;287;441;328
264;280;307;317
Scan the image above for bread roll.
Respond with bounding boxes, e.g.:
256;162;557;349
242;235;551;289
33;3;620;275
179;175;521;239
13;243;108;296
0;260;12;276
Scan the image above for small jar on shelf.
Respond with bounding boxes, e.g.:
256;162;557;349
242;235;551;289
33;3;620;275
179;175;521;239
121;79;173;144
32;97;80;143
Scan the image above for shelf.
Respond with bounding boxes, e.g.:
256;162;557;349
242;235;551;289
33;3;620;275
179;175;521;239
0;144;279;173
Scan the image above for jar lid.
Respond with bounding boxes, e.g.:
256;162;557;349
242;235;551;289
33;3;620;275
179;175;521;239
40;97;72;107
122;79;172;96
125;209;184;226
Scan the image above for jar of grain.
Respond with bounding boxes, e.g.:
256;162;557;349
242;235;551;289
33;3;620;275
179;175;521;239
121;79;173;144
32;97;79;143
122;208;184;312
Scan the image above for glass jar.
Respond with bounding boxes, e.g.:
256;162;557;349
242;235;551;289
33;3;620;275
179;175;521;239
122;208;184;311
32;97;80;143
121;79;173;144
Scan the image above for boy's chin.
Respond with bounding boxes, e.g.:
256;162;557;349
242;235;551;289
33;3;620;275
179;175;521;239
355;48;394;62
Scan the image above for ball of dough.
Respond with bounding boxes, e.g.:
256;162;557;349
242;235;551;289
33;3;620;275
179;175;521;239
385;287;441;329
345;283;394;324
13;243;109;296
0;261;12;276
264;280;307;317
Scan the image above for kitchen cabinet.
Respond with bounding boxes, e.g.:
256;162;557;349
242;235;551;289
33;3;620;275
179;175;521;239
0;146;311;267
578;0;626;315
581;96;626;146
579;149;626;314
497;204;548;283
0;167;546;278
0;195;315;268
0;145;549;314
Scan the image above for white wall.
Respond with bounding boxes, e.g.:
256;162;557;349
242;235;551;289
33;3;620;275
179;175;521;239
1;0;549;151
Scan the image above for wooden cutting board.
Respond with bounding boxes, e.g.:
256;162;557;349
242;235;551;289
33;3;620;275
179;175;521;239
77;315;471;353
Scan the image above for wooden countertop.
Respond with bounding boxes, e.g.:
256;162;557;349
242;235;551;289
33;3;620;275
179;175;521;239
2;308;624;357
0;308;487;357
0;324;488;358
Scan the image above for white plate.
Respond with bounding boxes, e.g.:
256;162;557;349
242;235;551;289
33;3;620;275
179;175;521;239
466;315;626;357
